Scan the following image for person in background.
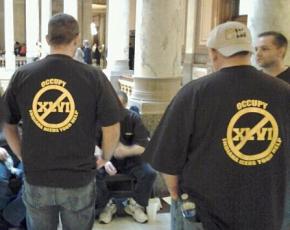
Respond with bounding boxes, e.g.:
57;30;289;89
255;31;290;83
95;91;156;224
83;40;92;64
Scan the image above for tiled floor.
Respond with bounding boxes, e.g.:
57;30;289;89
92;213;170;230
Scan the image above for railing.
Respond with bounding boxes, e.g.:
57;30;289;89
16;57;27;67
0;56;27;68
119;75;134;96
0;57;5;68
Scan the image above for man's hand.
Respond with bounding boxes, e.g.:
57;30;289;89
0;147;8;161
114;142;127;159
96;157;117;175
104;161;117;176
96;156;106;169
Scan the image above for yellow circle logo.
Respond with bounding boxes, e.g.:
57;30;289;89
222;100;281;166
29;79;78;133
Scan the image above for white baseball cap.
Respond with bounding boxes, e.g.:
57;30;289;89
206;21;254;57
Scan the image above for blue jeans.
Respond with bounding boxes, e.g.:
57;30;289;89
95;162;156;215
0;161;25;226
23;179;96;230
171;199;203;230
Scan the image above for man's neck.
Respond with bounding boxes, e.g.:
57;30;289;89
263;63;287;77
50;46;75;58
219;56;251;70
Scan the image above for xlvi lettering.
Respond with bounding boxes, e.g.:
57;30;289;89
232;128;273;141
37;101;71;113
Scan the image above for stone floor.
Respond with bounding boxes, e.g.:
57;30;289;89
57;213;170;230
93;213;170;230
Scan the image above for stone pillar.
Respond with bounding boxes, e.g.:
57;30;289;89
182;0;198;85
63;0;78;19
4;0;15;70
130;0;183;115
81;0;92;42
248;0;290;65
41;0;52;57
26;0;40;62
99;13;106;46
106;0;130;90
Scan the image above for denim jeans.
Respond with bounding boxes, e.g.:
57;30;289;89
23;179;96;230
171;198;204;230
0;161;25;227
95;162;156;215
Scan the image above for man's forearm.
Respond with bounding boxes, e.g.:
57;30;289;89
121;144;145;156
3;123;22;160
102;122;120;161
162;173;179;200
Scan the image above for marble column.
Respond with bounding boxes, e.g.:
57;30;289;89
63;0;78;19
41;0;52;58
106;0;130;90
81;0;92;42
99;13;106;47
26;0;40;62
130;0;183;115
4;0;15;70
182;0;198;85
248;0;290;65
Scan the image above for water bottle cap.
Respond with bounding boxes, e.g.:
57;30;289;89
181;193;189;200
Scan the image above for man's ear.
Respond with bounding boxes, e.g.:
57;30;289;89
73;34;81;46
208;48;218;62
45;35;50;45
279;47;287;59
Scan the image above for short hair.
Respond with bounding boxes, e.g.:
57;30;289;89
258;31;288;49
47;13;79;46
228;51;251;58
117;91;128;104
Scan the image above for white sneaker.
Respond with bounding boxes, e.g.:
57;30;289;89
124;198;148;223
99;200;117;224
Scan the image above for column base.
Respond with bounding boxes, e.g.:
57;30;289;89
182;53;193;85
105;59;131;91
129;76;182;114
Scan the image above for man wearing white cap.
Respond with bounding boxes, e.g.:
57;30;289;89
144;21;290;230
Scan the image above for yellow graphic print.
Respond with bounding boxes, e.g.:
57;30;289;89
29;78;78;133
222;99;281;166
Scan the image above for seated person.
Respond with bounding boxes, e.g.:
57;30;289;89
0;131;26;230
95;91;157;224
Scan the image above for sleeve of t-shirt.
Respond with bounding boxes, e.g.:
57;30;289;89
2;73;21;124
144;84;197;175
95;71;123;127
131;113;150;148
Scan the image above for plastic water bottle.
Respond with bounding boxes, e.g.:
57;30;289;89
4;154;22;177
181;193;196;220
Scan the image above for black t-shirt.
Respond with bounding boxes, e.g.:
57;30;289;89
3;54;122;188
97;108;150;170
278;67;290;84
146;66;290;230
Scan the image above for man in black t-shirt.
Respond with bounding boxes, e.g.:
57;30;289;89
255;31;290;230
255;31;290;84
145;21;290;230
3;13;121;230
95;91;156;224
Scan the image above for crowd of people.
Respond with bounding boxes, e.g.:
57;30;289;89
74;39;106;67
0;13;289;230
